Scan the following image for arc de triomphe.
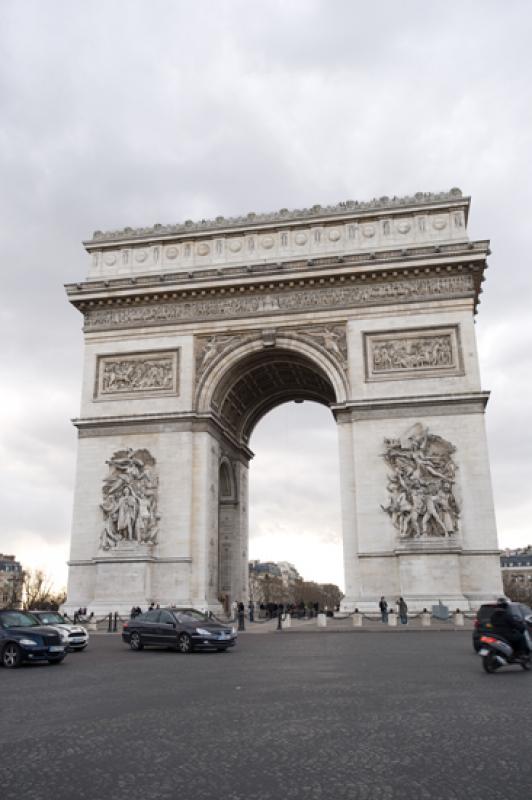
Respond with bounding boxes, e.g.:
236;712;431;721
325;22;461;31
64;189;502;614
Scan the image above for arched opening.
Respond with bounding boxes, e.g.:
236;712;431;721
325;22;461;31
210;343;345;611
249;401;343;603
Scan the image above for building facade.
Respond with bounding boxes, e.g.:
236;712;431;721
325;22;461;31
63;189;502;614
0;555;23;609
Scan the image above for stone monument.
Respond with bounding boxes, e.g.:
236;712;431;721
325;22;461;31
63;189;503;613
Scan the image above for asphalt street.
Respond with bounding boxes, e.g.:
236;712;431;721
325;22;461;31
1;630;530;800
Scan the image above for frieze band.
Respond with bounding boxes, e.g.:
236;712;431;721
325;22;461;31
84;274;475;331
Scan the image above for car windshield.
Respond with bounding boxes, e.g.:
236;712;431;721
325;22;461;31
0;611;39;628
34;613;66;625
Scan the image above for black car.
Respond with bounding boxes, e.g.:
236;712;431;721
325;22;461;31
473;602;532;651
122;607;237;653
0;609;68;668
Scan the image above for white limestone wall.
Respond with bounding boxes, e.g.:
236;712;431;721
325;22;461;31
79;330;195;418
188;431;220;609
66;428;198;613
346;301;481;400
339;411;501;610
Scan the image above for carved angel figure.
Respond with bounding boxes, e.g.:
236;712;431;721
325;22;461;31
100;448;159;550
382;424;460;539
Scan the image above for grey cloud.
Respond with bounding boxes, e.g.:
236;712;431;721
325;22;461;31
1;0;531;585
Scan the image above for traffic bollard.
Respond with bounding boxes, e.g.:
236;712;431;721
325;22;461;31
352;611;363;627
317;613;327;627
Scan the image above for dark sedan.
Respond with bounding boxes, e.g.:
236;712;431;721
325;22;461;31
122;607;237;653
0;610;68;668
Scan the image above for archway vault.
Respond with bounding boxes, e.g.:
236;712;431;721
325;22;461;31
196;334;347;443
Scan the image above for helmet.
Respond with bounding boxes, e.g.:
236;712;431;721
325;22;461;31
496;596;509;608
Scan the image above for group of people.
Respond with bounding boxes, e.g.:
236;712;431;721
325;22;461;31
379;596;408;624
130;602;161;617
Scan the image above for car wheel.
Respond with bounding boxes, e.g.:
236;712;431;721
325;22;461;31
2;643;22;669
521;657;531;671
177;633;192;654
130;632;144;651
48;658;65;665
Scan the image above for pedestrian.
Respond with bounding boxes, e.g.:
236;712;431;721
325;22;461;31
237;601;245;631
398;597;408;625
149;601;154;611
379;596;388;623
248;601;254;622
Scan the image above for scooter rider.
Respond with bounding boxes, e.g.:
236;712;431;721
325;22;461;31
490;597;529;655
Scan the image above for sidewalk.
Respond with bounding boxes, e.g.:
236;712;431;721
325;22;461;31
240;615;473;634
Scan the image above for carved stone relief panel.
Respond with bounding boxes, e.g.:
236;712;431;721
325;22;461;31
95;349;180;400
100;448;159;551
364;326;462;382
381;423;460;539
84;274;475;332
295;324;348;372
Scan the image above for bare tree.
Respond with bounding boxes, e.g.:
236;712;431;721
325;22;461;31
22;568;65;610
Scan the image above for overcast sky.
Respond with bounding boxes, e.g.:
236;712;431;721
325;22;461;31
1;1;531;590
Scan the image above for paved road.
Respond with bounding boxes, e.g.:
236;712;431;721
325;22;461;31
1;631;530;800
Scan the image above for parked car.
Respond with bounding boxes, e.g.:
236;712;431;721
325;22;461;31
473;601;532;651
0;609;68;668
29;611;89;651
122;607;237;653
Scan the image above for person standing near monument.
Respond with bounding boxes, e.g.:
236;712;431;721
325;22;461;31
398;597;408;624
379;596;388;623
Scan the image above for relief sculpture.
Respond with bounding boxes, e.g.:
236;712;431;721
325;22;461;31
297;325;348;370
372;334;453;373
97;351;179;397
85;275;475;331
381;423;460;538
100;448;159;550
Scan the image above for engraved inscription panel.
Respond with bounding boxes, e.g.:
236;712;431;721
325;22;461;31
95;349;179;399
364;326;462;382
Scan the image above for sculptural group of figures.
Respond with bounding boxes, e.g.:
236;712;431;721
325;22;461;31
382;423;460;538
100;448;159;550
373;336;453;372
102;359;173;393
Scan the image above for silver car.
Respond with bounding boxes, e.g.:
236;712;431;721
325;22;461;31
29;611;89;651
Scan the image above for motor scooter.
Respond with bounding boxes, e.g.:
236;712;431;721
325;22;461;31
478;633;531;673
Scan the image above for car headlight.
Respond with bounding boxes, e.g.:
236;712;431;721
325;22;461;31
19;638;39;646
232;626;237;635
60;630;69;640
195;628;212;636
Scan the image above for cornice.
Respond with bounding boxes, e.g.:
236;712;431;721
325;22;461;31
85;189;468;247
73;411;255;462
332;391;490;422
67;240;488;311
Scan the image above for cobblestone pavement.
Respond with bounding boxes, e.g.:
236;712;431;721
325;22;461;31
1;631;530;800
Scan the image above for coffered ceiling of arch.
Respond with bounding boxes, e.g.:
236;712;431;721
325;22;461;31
211;349;336;442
